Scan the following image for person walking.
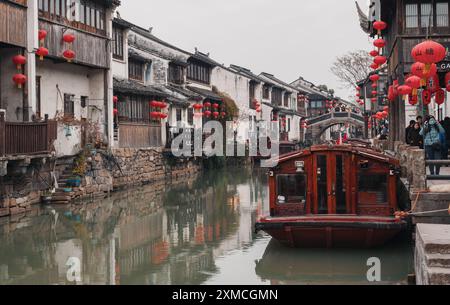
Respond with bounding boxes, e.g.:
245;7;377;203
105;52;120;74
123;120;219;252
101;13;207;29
421;116;445;176
407;122;423;149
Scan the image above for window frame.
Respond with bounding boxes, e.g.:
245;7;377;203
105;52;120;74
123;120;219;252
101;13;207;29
112;25;124;60
128;59;144;82
63;93;75;118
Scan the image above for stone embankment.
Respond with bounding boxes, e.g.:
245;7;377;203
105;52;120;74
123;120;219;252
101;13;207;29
0;148;202;218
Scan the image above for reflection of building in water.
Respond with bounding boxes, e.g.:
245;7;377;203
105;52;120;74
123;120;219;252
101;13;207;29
0;168;268;285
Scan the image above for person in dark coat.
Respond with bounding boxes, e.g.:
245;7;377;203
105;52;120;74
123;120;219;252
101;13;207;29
407;122;423;149
405;120;415;143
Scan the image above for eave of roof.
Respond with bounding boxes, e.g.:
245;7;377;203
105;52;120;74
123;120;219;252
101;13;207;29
187;86;223;101
113;78;168;97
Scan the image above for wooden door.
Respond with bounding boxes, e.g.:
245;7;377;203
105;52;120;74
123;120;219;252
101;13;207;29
313;152;353;215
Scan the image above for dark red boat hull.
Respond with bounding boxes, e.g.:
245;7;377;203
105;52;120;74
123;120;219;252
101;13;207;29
256;216;407;248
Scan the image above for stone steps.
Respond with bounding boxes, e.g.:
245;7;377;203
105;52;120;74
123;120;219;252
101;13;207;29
426;267;450;285
426;253;450;268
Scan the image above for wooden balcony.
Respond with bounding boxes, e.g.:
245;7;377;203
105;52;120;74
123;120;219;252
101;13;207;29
0;0;27;47
119;123;162;148
0;113;57;157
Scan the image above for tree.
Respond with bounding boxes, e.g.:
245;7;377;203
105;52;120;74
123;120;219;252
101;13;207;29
317;85;335;96
331;50;373;88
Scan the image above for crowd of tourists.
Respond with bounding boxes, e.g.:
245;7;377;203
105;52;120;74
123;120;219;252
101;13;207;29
406;116;450;176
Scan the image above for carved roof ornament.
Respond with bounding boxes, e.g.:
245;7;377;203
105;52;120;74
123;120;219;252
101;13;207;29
355;1;371;34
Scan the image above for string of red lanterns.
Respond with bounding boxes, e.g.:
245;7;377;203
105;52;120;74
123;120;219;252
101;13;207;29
62;32;76;62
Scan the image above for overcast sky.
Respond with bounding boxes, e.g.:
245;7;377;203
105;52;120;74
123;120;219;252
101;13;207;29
118;0;372;99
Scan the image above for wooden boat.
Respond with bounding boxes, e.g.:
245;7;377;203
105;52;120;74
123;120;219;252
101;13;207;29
255;144;407;248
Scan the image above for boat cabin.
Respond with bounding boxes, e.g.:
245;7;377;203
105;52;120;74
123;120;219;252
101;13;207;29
269;145;401;218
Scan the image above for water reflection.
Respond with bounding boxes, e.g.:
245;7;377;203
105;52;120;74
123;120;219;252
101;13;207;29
0;167;413;285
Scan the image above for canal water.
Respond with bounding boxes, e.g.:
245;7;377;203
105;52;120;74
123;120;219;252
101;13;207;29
0;167;414;285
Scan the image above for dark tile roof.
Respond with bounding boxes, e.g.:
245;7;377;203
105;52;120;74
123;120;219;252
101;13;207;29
168;85;202;100
229;65;266;83
113;78;168;97
128;49;152;63
260;73;299;92
187;86;223;101
112;18;191;57
189;52;220;67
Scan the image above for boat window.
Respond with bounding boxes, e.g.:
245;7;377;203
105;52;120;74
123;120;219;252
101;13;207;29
358;174;388;204
277;174;306;204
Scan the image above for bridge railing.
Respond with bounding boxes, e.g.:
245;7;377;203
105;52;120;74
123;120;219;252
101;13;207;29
307;112;365;126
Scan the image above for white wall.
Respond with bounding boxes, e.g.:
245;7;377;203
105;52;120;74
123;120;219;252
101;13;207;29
0;49;25;122
211;66;258;142
37;60;105;157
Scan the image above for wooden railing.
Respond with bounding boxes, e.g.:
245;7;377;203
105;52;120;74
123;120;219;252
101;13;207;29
0;113;57;157
119;123;162;148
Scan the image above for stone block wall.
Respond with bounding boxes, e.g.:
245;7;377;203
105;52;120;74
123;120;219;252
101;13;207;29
0;148;202;218
415;224;450;285
108;148;201;190
393;141;426;191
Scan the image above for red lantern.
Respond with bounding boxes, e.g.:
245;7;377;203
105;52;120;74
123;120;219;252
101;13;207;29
63;49;75;62
213;111;219;118
382;111;389;118
204;102;211;108
422;89;432;106
38;29;47;41
193;104;203;110
369;50;379;57
159;113;168;119
113;108;118;116
150;112;160;119
408;94;418;106
412;40;446;65
373;20;387;36
12;74;27;89
12;55;26;70
424;63;438;78
148;101;157;108
204;110;211;117
212;103;219;109
35;47;49;61
63;33;76;44
113;96;118;103
383;106;389;112
370;63;379;70
435;89;446;106
405;75;421;95
356;92;360;97
369;74;380;82
374;56;387;66
445;72;450;92
371;91;378;96
387;86;394;102
398;85;412;100
371;97;377;103
221;112;226;117
373;38;386;50
158;102;168;109
371;83;378;89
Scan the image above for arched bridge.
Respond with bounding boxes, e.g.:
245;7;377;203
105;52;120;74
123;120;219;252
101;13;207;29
307;112;366;144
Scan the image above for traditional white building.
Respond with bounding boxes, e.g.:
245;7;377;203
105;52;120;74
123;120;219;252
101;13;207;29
0;0;120;158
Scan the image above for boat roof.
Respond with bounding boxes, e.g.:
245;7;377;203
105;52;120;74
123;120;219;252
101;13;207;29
275;144;399;166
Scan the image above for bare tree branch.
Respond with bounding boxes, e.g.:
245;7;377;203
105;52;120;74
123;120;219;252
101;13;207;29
331;50;372;89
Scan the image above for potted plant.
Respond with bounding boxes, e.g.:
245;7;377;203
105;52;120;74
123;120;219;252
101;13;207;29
68;154;87;187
